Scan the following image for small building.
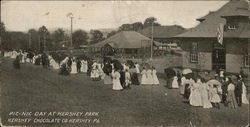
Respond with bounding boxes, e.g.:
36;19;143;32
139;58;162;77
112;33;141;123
175;0;250;74
139;25;186;43
139;25;186;54
90;31;160;58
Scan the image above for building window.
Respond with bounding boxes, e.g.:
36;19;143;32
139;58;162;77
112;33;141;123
244;55;250;67
190;42;198;63
190;52;198;63
228;24;236;29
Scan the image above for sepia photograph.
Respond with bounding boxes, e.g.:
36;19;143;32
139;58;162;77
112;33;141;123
0;0;249;127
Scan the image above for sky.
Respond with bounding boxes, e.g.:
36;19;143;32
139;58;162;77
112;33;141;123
1;1;228;32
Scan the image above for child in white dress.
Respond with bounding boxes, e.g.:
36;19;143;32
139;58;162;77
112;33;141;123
172;76;179;88
152;67;159;85
125;69;131;89
210;85;221;109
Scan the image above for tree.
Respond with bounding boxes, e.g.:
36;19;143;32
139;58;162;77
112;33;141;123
38;26;50;51
118;22;144;32
107;30;117;38
143;17;161;28
89;30;104;44
51;28;65;50
9;32;29;50
132;22;144;31
28;29;39;51
72;29;88;48
0;22;6;35
0;22;11;50
118;24;133;31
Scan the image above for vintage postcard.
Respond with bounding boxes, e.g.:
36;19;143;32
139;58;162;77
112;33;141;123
0;0;249;127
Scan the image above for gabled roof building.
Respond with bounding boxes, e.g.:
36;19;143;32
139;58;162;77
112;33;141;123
175;0;250;74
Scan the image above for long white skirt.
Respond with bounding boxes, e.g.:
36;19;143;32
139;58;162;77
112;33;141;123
152;74;159;85
172;78;179;88
71;65;78;74
146;75;153;85
113;79;123;90
81;62;88;73
53;62;60;70
141;74;147;85
242;83;249;104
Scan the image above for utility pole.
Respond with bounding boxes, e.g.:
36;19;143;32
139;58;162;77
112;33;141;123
38;35;41;52
44;33;46;52
70;16;73;48
66;13;74;54
29;32;31;49
150;22;154;60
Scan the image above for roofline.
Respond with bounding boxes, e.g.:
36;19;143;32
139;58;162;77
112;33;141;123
221;15;250;18
174;36;250;39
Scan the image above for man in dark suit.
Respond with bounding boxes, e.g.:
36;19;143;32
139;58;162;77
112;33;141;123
234;76;243;107
76;58;81;73
41;53;48;69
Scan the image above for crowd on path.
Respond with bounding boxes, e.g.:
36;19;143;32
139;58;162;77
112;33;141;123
2;50;249;109
3;50;160;91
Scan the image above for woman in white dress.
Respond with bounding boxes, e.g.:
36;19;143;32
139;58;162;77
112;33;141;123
32;55;37;64
4;51;8;57
94;65;100;80
180;76;186;95
91;62;97;79
50;58;60;70
152;67;159;85
199;79;213;109
172;76;179;88
189;79;202;106
242;82;249;104
146;68;153;85
209;85;221;109
112;69;123;91
70;60;78;74
97;63;103;79
11;50;17;59
227;81;238;109
81;60;88;73
125;69;131;89
20;52;25;63
141;67;147;85
135;63;140;74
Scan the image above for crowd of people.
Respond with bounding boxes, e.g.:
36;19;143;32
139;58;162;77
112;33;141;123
3;50;160;91
2;50;249;109
166;69;249;109
59;55;160;90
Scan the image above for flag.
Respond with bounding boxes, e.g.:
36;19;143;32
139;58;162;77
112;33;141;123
217;23;224;45
45;12;50;15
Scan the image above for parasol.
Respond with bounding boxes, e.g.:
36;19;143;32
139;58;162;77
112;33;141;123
183;68;192;75
207;79;222;86
198;72;213;82
164;67;176;79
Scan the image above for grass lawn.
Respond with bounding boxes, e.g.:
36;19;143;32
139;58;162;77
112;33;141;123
0;58;249;127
